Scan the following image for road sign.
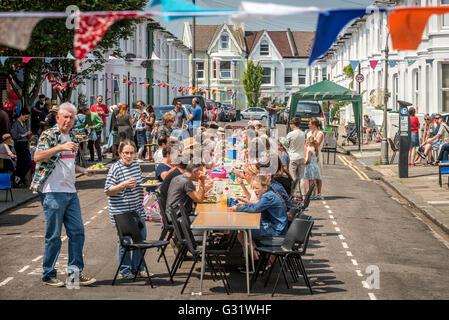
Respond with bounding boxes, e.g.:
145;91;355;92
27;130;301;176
355;74;365;83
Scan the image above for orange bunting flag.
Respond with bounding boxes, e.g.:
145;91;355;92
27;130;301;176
389;6;449;50
212;89;218;95
191;88;198;94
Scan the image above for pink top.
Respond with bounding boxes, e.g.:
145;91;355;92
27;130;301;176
410;116;420;133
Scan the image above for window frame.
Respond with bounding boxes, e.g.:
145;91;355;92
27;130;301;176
298;68;306;85
196;61;205;80
220;33;229;50
220;61;232;79
262;67;271;85
441;63;449;112
260;40;269;56
284;68;292;85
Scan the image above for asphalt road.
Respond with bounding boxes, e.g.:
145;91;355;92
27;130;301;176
1;124;449;300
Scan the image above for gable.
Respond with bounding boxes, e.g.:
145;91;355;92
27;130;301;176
207;24;243;54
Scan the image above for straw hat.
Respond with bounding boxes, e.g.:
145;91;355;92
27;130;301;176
279;137;289;150
1;133;11;142
217;127;225;135
50;106;59;112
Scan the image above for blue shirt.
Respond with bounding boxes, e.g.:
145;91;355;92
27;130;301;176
237;189;288;235
190;105;202;129
270;180;292;211
155;163;172;182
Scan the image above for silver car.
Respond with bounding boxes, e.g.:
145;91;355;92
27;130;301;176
240;107;269;121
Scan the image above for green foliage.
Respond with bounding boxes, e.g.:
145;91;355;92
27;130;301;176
259;97;270;108
343;64;354;79
242;60;264;107
374;104;383;110
0;0;147;108
329;100;351;121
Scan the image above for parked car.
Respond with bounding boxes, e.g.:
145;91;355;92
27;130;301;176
219;103;236;122
205;100;218;122
240;107;268;121
294;101;326;131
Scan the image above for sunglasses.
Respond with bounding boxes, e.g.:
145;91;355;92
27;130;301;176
435;117;441;120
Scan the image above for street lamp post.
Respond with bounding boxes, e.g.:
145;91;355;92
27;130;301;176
380;31;390;165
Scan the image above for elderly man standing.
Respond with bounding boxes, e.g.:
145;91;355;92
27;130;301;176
31;102;96;287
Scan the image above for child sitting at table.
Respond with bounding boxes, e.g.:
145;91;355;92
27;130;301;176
230;175;288;266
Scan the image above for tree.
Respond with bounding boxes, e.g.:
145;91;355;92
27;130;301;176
0;0;147;109
343;64;354;89
242;60;264;107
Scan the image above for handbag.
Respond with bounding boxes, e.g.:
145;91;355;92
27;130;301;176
87;128;97;141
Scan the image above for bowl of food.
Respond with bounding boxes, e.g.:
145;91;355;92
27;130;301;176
86;163;108;172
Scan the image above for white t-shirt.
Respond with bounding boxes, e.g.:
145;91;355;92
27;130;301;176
154;149;163;164
42;134;76;193
286;129;305;161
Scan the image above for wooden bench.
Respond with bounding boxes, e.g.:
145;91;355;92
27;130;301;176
438;161;449;187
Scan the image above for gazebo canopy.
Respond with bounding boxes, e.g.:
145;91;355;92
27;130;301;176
289;80;363;135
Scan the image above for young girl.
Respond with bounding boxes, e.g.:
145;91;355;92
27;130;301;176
304;136;321;200
136;112;148;161
151;121;160;161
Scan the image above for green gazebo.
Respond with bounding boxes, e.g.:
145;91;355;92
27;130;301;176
288;80;363;140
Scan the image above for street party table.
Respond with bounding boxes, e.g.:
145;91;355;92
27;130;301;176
191;202;260;296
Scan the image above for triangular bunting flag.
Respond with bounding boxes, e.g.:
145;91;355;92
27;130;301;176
302;92;308;97
322;91;330;99
350;60;359;71
151;52;160;60
351;90;357;98
425;59;434;64
67;52;75;60
87;53;96;59
388;60;398;68
369;89;376;96
191;88;198;94
314;92;320;99
0;57;7;65
329;60;338;68
44;57;54;63
407;59;416;67
343;90;349;95
22;57;32;63
369;60;379;70
231;91;236;99
109;55;118;60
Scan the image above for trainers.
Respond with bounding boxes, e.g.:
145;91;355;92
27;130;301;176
42;278;65;287
137;270;155;278
118;272;135;280
78;273;96;286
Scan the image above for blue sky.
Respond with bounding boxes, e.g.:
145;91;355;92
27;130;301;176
148;0;374;39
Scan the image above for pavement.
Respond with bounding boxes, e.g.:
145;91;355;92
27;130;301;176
336;125;449;235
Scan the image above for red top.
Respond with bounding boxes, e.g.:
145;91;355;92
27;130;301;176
410;116;420;132
90;104;109;126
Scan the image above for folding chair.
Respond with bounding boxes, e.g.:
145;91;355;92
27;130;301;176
251;218;314;296
0;173;13;202
112;212;172;286
388;138;399;164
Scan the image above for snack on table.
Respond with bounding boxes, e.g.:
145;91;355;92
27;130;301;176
87;163;106;170
143;180;160;186
203;196;218;203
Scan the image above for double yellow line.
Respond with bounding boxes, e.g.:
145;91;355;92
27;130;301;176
337;155;371;181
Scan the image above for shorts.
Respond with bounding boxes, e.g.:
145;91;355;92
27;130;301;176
432;139;442;151
410;132;419;147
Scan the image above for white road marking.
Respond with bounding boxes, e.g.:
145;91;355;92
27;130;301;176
15;235;21;238
32;235;44;238
342;242;349;249
61;236;68;242
338;235;345;240
427;200;449;205
332;221;337;225
18;265;30;273
322;201;326;205
362;281;370;289
97;210;103;214
32;255;43;262
328;210;333;214
103;206;108;209
84;221;91;226
324;205;330;209
351;259;358;266
346;251;353;256
329;215;334;219
90;215;97;220
368;293;377;300
0;277;13;287
335;227;341;232
356;270;363;277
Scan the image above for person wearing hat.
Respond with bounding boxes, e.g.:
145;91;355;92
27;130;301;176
0;133;16;177
42;105;58;132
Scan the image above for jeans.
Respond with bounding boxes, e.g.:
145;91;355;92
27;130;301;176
289;158;305;197
117;216;147;275
88;131;102;161
437;143;449;161
40;192;85;280
268;114;277;129
14;140;31;183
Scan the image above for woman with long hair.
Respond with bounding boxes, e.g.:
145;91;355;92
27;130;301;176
304;136;321;199
144;104;155;161
116;104;135;142
306;118;324;199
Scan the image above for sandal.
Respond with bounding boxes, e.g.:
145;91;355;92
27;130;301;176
316;194;322;200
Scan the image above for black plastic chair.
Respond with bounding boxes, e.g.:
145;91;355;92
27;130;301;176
388;138;399;164
178;209;231;295
112;212;173;286
155;192;175;262
252;218;314;296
